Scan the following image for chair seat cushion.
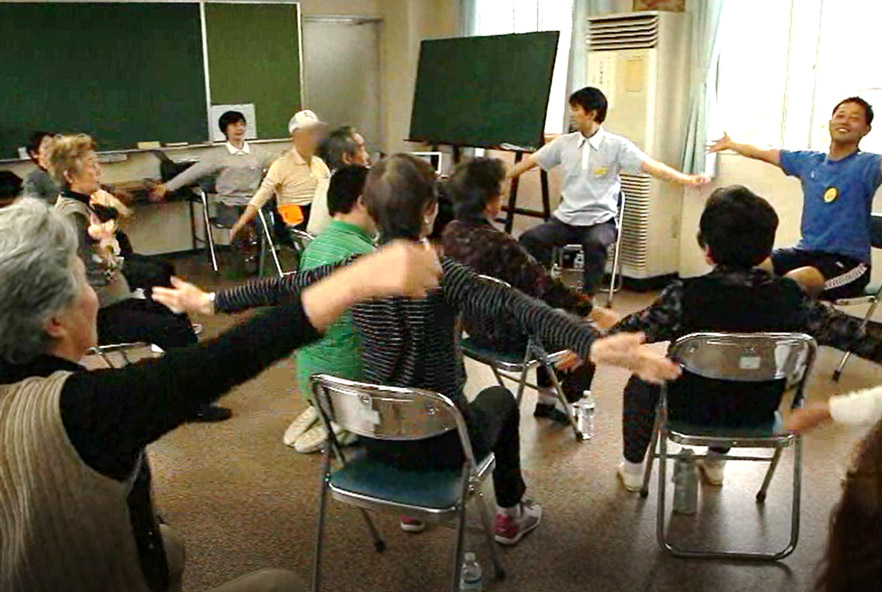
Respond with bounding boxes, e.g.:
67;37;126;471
460;337;526;367
668;418;780;440
331;453;487;510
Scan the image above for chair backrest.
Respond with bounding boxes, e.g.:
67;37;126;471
289;228;315;247
310;374;472;447
870;213;882;250
667;333;817;416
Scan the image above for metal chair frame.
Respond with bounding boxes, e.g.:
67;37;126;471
640;332;817;561
462;275;586;440
552;191;627;307
86;341;151;368
309;374;504;592
831;284;882;381
255;210;316;278
829;212;882;380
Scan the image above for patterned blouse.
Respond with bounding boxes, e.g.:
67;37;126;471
215;256;600;413
441;218;594;353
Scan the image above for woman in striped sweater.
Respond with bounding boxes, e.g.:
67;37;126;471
154;154;680;546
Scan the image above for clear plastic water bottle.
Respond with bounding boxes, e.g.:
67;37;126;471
574;250;585;270
460;552;483;591
574;391;595;440
672;449;698;515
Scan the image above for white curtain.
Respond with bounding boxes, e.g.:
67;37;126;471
681;0;725;174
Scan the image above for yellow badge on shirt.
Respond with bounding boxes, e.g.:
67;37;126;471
593;166;608;177
824;186;839;203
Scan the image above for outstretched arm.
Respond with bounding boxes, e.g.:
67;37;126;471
708;132;781;168
506;155;540;179
442;258;680;383
641;158;710;186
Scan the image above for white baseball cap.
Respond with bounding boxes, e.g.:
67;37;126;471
288;109;326;133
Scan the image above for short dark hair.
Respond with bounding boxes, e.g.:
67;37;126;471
363;154;437;241
26;131;54;163
218;110;246;135
447;158;506;222
319;126;359;171
833;97;874;126
697;185;778;268
569;86;608;123
327;165;369;216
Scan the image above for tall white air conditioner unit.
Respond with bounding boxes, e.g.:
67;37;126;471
587;11;690;281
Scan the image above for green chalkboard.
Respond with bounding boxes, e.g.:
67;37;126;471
409;32;559;151
205;3;302;140
0;2;207;157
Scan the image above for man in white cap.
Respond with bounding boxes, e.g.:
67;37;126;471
230;109;330;240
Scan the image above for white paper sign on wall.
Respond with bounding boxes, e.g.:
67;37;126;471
209;103;257;143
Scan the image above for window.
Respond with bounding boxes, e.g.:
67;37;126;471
468;0;574;134
715;0;882;151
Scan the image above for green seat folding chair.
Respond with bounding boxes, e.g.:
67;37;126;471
641;332;817;561
309;374;505;592
460;275;586;441
831;213;882;381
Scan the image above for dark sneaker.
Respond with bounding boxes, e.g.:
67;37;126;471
193;404;232;423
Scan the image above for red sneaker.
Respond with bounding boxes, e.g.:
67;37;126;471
399;515;426;533
494;500;542;546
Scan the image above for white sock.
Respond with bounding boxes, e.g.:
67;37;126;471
623;459;643;475
498;503;521;518
537;388;557;406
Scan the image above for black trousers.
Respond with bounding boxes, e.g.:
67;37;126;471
519;217;617;294
622;375;729;464
366;386;526;508
536;362;595;403
97;298;197;351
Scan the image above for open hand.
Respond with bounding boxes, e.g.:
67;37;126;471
708;132;733;154
686;173;711;186
782;402;832;433
152;276;214;315
589;332;681;384
149;183;169;201
350;240;442;299
588;306;620;330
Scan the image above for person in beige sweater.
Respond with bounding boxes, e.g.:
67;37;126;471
229;110;330;241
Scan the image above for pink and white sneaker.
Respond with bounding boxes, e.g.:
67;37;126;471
494;500;542;546
399;515;426;533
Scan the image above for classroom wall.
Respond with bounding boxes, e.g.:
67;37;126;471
2;0;459;254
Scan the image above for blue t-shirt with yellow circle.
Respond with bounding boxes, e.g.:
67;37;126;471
780;149;882;263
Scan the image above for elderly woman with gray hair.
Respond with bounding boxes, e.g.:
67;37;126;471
0;198;441;592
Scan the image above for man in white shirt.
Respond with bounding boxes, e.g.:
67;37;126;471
509;86;708;294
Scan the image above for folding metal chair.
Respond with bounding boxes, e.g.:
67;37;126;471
831;212;882;381
460;275;586;440
86;342;150;368
551;191;626;307
310;374;505;592
641;332;817;561
191;183;221;274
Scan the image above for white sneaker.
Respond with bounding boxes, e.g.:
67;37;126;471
283;407;318;447
294;421;356;454
697;459;726;486
617;462;643;493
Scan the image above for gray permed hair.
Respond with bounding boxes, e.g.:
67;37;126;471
0;198;80;364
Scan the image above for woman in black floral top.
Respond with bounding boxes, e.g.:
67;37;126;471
442;158;620;421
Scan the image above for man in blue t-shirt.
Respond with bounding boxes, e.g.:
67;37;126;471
710;97;882;300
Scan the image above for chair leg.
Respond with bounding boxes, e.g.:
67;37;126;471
543;360;583;441
607;235;623;309
640;414;662;498
656;428;671;553
200;193;219;273
312;454;332;592
95;350;115;369
756;446;783;503
782;436;803;560
358;509;386;553
834;296;880;381
257;209;284;278
474;488;505;581
450;466;470;592
513;346;532;406
489;365;506;389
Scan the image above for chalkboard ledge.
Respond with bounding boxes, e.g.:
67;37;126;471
0;137;291;165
